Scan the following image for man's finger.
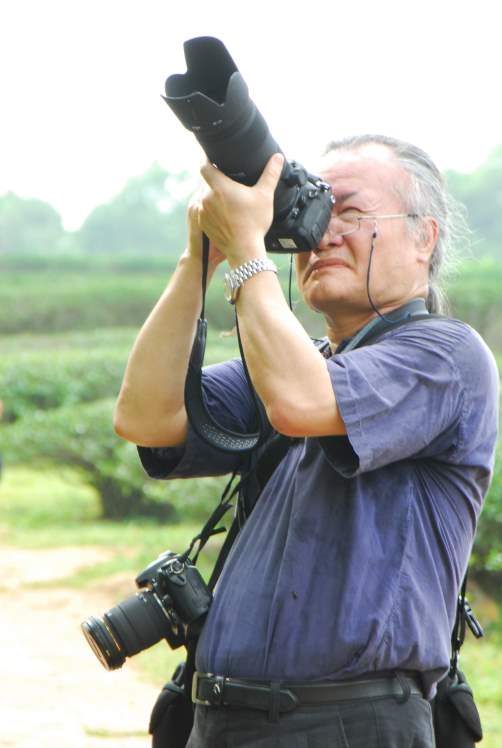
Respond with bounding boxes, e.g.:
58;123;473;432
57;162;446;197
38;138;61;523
200;159;228;188
257;153;284;193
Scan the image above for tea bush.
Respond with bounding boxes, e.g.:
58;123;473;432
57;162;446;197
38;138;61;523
0;348;128;422
0;398;229;521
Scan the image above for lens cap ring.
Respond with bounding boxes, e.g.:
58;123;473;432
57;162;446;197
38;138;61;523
81;616;125;671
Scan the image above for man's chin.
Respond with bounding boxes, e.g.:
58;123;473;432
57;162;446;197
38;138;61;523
303;286;363;314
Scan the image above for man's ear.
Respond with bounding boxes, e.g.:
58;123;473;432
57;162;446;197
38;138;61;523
416;217;439;264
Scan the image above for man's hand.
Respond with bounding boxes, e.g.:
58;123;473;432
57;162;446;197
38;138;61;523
183;194;226;271
194;153;284;268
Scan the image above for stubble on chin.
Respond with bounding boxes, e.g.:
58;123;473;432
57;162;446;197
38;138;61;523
303;274;353;308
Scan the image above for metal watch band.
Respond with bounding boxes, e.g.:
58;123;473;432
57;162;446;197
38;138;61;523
224;258;278;304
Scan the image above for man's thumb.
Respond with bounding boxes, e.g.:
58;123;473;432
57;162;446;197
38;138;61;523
258;153;284;192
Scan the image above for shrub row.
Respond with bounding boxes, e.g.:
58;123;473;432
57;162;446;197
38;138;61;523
0;347;128;422
1;257;502;342
2;393;500;575
0;327;240;423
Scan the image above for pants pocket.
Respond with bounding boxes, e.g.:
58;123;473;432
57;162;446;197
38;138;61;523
306;714;350;748
372;697;435;748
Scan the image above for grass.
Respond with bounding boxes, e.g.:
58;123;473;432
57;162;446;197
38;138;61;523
1;466;501;746
0;467;220;579
461;636;502;744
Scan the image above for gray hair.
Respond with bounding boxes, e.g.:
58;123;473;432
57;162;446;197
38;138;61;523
323;134;470;314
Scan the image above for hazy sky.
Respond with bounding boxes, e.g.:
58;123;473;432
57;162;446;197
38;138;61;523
2;0;501;229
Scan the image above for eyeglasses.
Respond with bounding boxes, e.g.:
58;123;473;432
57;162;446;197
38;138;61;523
330;212;419;237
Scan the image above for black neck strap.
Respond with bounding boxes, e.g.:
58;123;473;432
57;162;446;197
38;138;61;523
200;233;209;320
340;298;430;353
184;234;269;453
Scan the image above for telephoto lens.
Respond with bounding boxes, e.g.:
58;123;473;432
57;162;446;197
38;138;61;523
163;36;334;253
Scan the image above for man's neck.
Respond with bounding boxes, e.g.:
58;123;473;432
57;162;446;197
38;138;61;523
325;311;376;351
325;298;426;350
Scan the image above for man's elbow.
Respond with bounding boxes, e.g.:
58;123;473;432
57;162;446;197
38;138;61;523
113;401;188;447
266;398;346;438
113;390;159;444
113;404;141;444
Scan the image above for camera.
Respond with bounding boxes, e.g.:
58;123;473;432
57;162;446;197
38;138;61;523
163;36;334;253
81;551;211;671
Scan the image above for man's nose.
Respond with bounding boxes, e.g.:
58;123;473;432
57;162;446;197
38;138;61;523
315;217;345;252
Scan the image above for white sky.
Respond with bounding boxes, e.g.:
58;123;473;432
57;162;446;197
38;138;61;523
1;0;501;230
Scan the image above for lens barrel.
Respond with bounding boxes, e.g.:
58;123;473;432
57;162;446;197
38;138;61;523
81;590;173;671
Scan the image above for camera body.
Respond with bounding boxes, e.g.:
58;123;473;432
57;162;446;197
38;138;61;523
136;551;211;630
81;550;212;671
264;160;333;252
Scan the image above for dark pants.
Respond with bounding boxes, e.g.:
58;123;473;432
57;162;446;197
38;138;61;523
186;695;435;747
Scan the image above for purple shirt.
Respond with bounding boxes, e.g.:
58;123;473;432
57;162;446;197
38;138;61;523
139;318;499;697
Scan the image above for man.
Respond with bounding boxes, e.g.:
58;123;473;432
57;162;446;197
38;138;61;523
114;135;499;747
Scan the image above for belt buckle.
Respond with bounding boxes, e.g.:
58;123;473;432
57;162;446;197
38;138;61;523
192;672;226;707
192;671;211;706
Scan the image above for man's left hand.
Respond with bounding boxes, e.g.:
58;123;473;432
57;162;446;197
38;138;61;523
196;153;284;268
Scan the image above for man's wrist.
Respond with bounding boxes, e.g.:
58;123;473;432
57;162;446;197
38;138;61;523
179;250;220;278
224;257;278;304
225;239;267;270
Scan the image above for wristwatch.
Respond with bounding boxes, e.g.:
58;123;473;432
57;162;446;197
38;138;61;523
223;258;278;304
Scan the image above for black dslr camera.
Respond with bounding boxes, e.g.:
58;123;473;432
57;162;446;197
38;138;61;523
163;36;334;253
81;551;211;671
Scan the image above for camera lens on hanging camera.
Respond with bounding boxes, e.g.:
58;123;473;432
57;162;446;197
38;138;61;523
81;551;212;671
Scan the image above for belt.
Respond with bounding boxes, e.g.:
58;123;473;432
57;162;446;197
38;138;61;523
192;671;423;714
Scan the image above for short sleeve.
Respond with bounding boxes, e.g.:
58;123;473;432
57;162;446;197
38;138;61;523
321;319;498;476
138;358;258;479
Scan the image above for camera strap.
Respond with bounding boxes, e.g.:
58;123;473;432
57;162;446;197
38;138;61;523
180;469;241;565
449;570;484;677
183;234;270;453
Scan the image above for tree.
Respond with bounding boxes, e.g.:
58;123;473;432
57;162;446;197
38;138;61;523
0;396;228;522
1;399;174;519
0;192;65;253
446;145;502;259
471;431;502;593
77;163;193;255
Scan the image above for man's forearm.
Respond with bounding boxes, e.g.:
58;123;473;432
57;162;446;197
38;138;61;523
188;156;346;438
233;263;346;438
114;253;215;446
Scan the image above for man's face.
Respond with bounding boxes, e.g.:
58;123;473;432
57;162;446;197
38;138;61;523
295;145;431;317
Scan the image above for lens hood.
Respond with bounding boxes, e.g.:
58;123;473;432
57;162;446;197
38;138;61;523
163;36;282;186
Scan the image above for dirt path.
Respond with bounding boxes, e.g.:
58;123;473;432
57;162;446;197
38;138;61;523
0;547;161;748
